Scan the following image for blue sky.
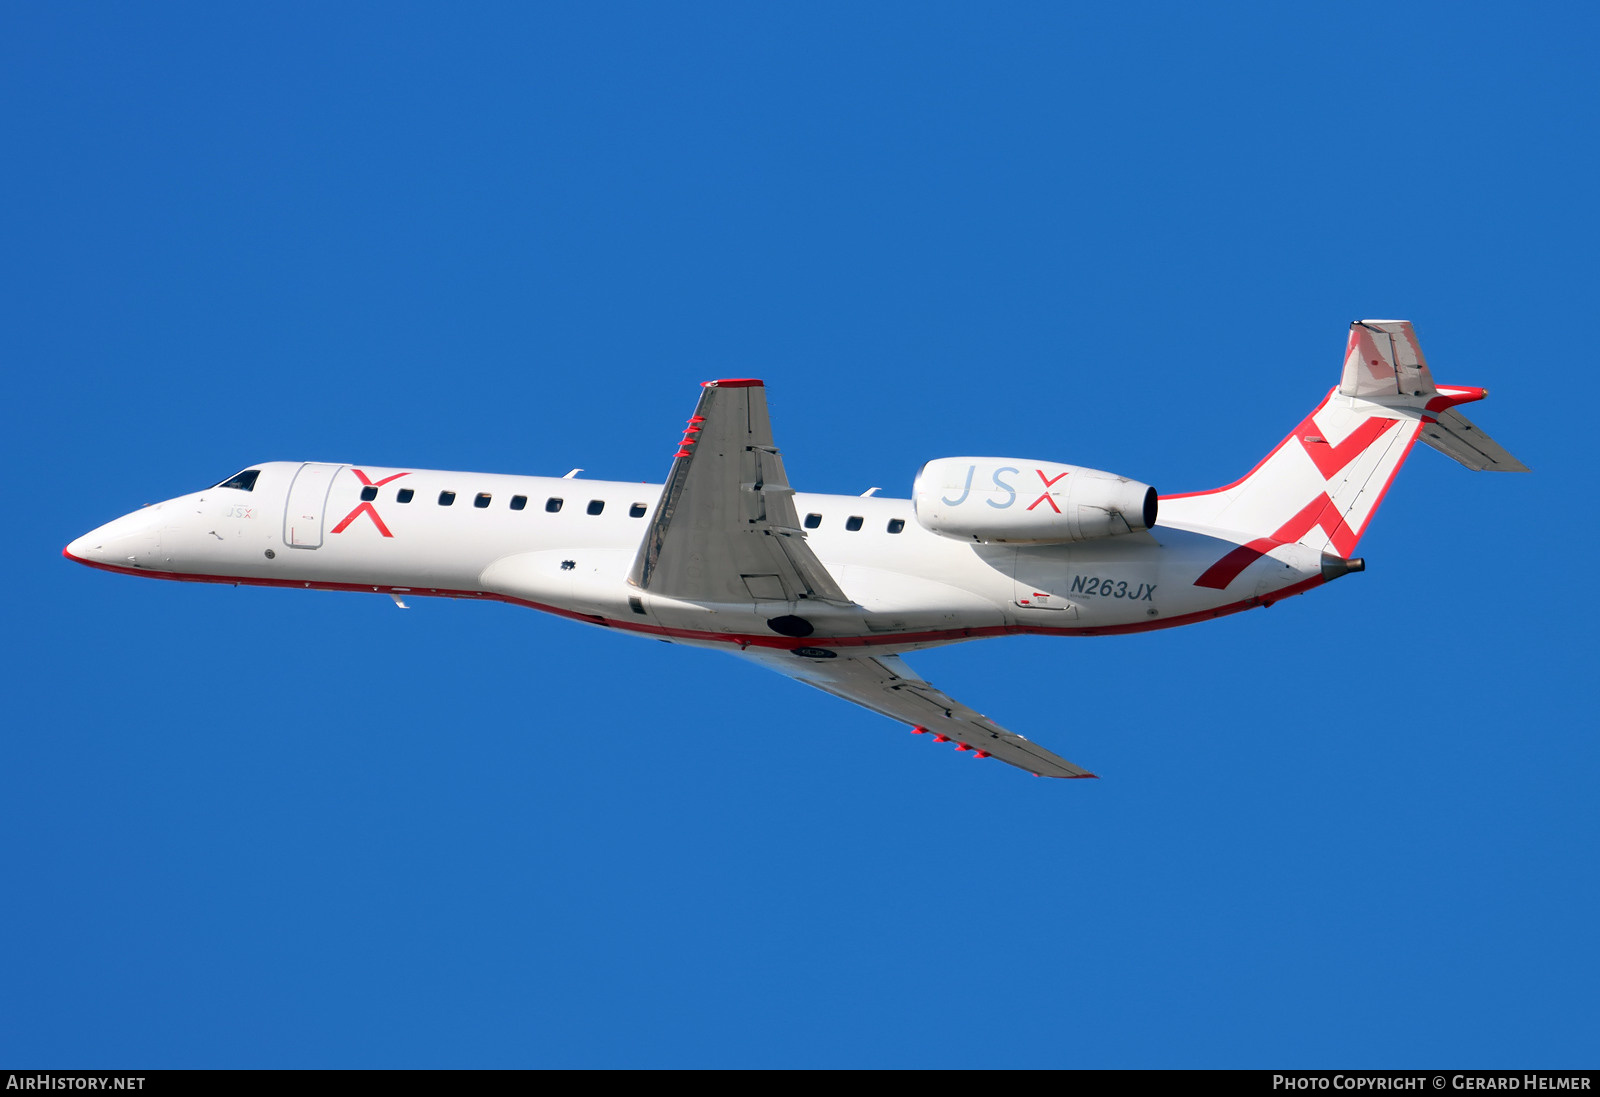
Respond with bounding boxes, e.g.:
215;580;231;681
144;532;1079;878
4;2;1595;1068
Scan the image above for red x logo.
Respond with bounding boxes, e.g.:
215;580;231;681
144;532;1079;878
1025;469;1069;512
330;469;409;538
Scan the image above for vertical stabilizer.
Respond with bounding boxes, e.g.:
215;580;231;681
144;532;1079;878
1159;320;1526;590
1341;319;1438;399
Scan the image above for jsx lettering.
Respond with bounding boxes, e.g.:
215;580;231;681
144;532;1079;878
940;465;1065;510
330;469;410;538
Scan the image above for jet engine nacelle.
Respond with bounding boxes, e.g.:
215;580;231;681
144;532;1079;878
913;457;1158;544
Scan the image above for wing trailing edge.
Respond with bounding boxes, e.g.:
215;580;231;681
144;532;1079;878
733;647;1094;779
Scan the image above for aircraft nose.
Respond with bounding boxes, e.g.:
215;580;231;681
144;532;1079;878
64;508;163;571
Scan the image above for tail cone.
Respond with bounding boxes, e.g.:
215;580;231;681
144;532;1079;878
1320;553;1366;582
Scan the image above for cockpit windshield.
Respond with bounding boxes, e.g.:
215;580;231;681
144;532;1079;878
216;469;261;492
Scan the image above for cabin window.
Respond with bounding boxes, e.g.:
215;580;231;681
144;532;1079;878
472;493;490;508
546;497;563;513
587;500;605;516
887;518;905;534
845;516;864;531
629;503;648;518
439;491;456;506
510;495;527;511
804;513;821;529
216;469;260;492
360;486;378;502
396;488;414;504
628;596;646;615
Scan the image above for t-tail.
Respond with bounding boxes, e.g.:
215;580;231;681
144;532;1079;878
1159;319;1528;590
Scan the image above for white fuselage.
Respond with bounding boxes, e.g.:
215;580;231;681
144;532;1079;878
65;460;1331;653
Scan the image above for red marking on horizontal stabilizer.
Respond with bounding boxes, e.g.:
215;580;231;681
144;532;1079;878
1426;387;1488;413
703;378;763;388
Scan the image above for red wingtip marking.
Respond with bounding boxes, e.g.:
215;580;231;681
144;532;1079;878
1064;772;1100;779
703;378;763;388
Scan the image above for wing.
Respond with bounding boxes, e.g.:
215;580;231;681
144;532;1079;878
629;379;851;605
733;646;1096;779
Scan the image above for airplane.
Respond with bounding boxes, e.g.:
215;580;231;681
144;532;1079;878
63;320;1526;778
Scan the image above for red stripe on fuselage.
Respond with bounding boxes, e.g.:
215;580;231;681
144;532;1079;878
62;549;1328;646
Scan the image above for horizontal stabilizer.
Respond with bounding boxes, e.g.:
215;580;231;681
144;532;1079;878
1419;406;1529;472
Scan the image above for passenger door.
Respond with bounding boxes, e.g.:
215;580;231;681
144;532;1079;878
282;463;345;549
